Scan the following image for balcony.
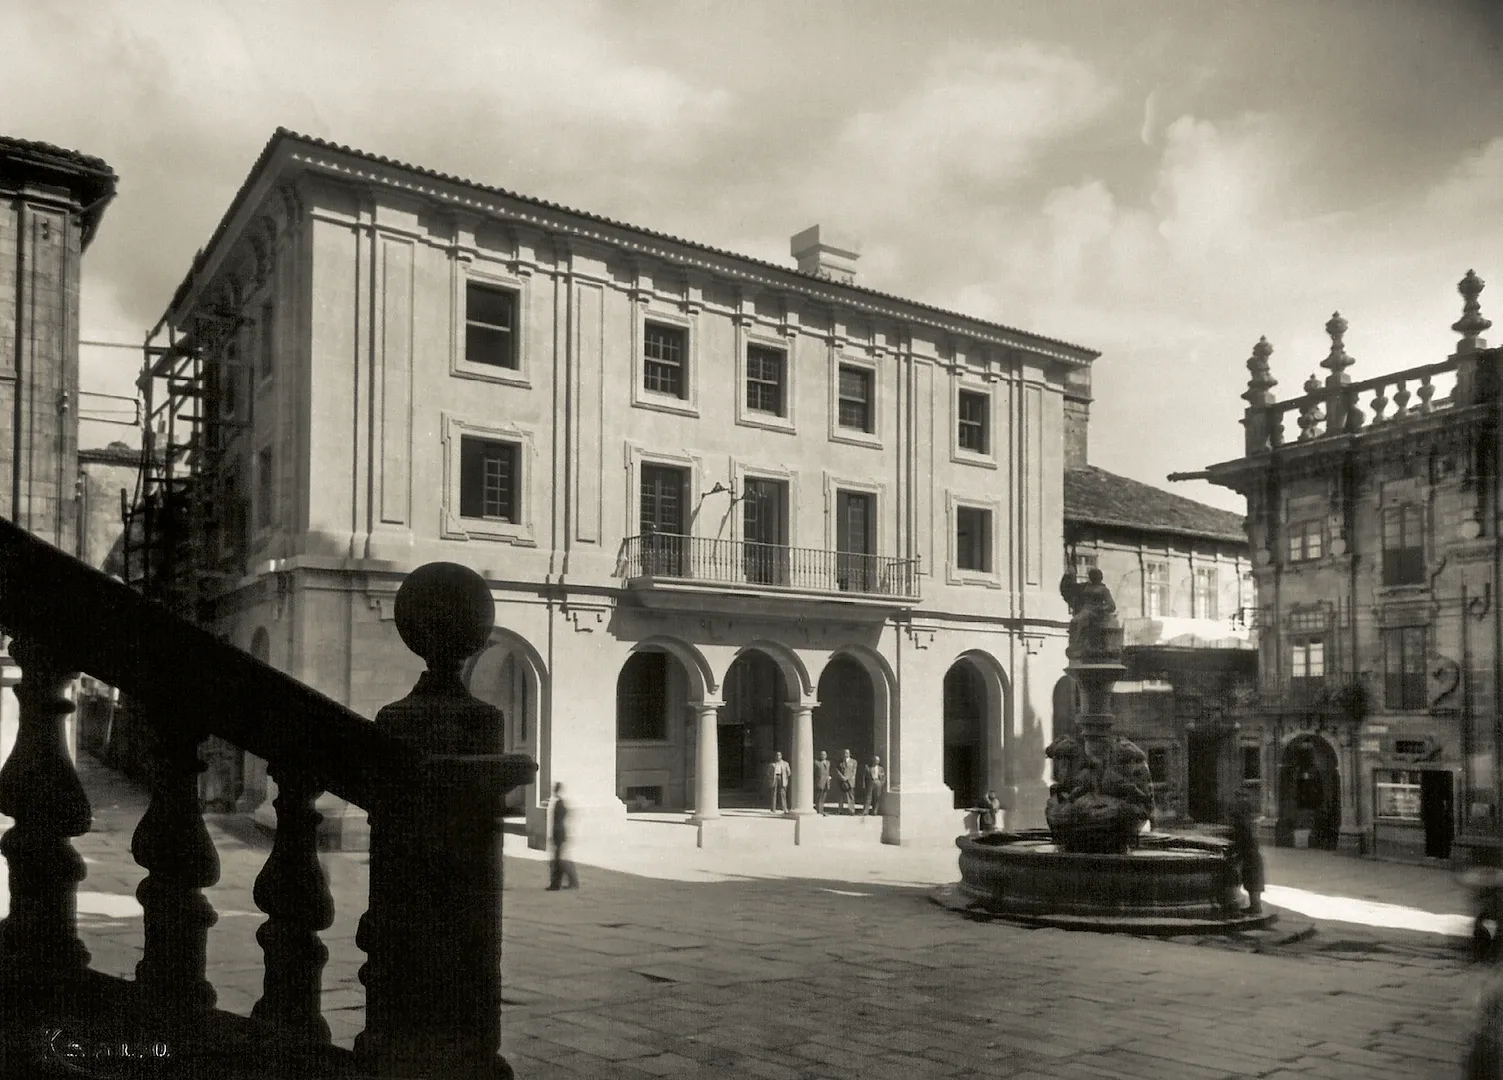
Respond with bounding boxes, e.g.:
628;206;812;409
1255;675;1371;722
619;534;920;619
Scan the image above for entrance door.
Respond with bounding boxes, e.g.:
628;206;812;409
742;478;788;585
1186;731;1219;821
1421;770;1455;860
718;723;749;790
835;490;876;592
640;464;687;576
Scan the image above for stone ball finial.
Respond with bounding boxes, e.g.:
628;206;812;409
1303;372;1322;396
1454;269;1491;352
393;562;495;673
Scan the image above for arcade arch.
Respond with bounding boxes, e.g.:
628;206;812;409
613;638;713;812
465;630;546;811
1276;733;1341;850
943;651;1011;809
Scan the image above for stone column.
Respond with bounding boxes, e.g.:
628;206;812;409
789;702;815;815
690;703;720;822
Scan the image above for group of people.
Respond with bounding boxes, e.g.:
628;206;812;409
767;749;885;816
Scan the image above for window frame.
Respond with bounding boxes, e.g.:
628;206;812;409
1193;565;1219;620
745;344;786;416
458;436;521;525
1289;633;1326;702
1373;768;1424;821
956;389;990;456
735;330;797;433
1143;560;1170;618
947;494;1003;587
1287;518;1324;563
1072;552;1098;581
955;507;993;573
830;358;880;446
1381;503;1426;587
451;263;531;388
642;320;688;398
441;413;537;545
1382;625;1428;711
633;308;699;416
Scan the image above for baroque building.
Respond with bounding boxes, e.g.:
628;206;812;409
1181;273;1502;862
128;129;1097;850
0;135;116;771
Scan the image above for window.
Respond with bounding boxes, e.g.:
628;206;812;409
1241;746;1262;781
640;464;688;576
258;302;274;380
459;436;519;522
957;391;988;454
1383;626;1428;711
222;341;239;420
1144;561;1170;618
956;507;992;573
837;365;873;431
643;322;686;397
617;652;668;741
1374;769;1422;820
1287;519;1323;563
1072;552;1098;581
465;282;517;369
742;477;789;586
1194;566;1219;620
745;345;785;415
1147;748;1170;785
255;447;273;531
836;490;876;592
1382;504;1425;586
1290;635;1325;700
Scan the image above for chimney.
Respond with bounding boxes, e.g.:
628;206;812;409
790;225;860;285
1063;364;1091;470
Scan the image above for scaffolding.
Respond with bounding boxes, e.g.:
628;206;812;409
122;306;250;621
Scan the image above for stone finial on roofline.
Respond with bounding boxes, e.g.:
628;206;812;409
1454;270;1491;354
1242;336;1276;407
1321;312;1354;388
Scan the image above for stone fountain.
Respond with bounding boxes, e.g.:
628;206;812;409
940;570;1275;932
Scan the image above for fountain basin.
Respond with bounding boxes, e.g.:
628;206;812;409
951;829;1276;933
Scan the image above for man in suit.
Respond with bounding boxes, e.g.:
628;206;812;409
862;755;885;817
547;782;578;890
768;751;792;813
836;750;859;815
813;751;832;815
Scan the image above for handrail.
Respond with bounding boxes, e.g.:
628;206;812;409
0;515;414;809
621;532;921;599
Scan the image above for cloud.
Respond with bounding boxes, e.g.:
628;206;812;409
1425;136;1503;214
1140;89;1159;146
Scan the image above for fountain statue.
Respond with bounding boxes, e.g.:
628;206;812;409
1045;569;1155;853
937;562;1277;933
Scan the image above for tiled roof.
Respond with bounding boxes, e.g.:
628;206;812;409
0;135;118;248
1064;466;1246;544
163;128;1099;361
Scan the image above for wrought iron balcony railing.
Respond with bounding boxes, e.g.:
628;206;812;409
621;533;920;600
1255;675;1371;720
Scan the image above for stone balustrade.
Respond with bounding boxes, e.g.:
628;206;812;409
0;516;535;1079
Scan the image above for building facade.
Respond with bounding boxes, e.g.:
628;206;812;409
1062;464;1256;826
139;129;1099;849
0;135;116;771
1184;275;1501;862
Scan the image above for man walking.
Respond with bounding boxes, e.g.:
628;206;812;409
862;754;886;817
768;750;792;813
813;751;832;815
837;749;859;815
547;782;578;891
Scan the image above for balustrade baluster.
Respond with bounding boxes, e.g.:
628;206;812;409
251;764;334;1043
1392;379;1410;418
1417;374;1435;413
0;638;91;983
1370;385;1388;423
132;720;219;1011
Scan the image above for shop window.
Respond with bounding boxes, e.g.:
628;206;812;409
1382;504;1425;586
1374;769;1422;820
1382;626;1427;710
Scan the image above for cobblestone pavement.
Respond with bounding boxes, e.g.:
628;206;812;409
13;758;1489;1079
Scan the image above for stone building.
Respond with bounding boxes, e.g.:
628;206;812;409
1062;463;1256;825
135;129;1099;850
1181;273;1502;862
0;135;116;770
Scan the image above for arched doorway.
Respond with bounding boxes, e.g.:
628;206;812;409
613;647;696;812
1277;734;1341;849
814;654;876;770
466;635;544;812
1052;675;1079;740
720;650;789;805
944;660;988;808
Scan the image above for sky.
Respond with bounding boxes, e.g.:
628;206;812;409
5;0;1502;511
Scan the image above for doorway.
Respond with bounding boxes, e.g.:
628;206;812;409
720;651;788;801
943;661;987;808
1420;770;1455;860
1186;731;1219;821
742;478;789;585
1276;734;1341;849
835;490;876;592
